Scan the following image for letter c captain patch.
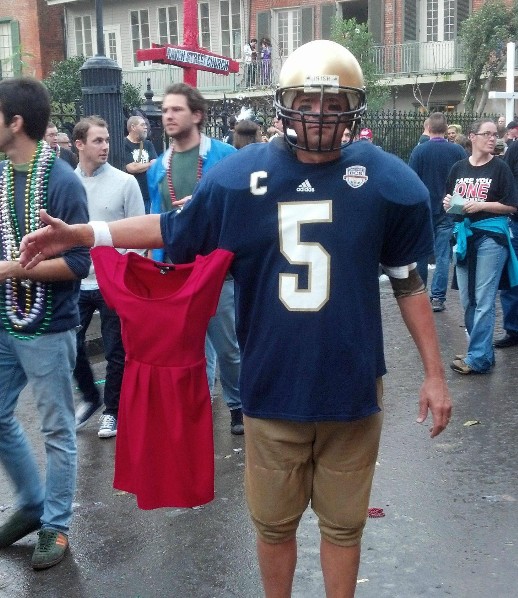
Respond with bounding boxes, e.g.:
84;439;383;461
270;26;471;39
343;166;368;188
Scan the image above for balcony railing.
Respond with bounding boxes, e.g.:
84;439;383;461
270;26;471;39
122;59;277;97
122;41;518;96
372;39;465;77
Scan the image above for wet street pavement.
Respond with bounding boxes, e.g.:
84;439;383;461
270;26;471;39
1;277;517;597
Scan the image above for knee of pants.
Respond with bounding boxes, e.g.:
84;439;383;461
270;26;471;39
245;457;311;544
317;515;366;547
250;511;303;544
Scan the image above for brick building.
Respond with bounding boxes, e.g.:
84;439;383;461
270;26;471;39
246;0;516;112
41;0;516;112
0;0;64;80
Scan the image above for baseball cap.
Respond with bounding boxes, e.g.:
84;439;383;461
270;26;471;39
359;127;372;139
506;120;518;129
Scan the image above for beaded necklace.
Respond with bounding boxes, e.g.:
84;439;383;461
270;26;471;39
0;141;55;339
166;143;203;206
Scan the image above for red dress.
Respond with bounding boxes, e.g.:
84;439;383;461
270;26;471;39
91;247;234;509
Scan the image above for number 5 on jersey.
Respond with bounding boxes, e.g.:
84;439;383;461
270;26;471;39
278;201;332;311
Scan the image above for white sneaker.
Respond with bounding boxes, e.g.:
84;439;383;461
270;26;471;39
98;414;117;438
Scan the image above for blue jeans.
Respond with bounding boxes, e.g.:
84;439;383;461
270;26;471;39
455;235;508;372
417;214;454;298
430;215;454;301
0;329;77;532
74;289;125;416
205;279;241;411
499;218;518;335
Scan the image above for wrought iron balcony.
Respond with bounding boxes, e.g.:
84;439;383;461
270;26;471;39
372;39;465;77
122;59;276;98
122;41;517;95
122;42;467;97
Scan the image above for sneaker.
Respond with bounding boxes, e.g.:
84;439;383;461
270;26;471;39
31;529;68;570
98;414;117;438
431;298;445;312
450;358;474;375
493;332;518;348
0;509;41;549
75;399;103;430
230;408;244;436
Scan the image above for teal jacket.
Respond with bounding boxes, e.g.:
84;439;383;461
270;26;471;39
147;134;236;261
453;216;518;287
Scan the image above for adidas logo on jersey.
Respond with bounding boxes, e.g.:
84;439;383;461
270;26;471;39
296;179;315;192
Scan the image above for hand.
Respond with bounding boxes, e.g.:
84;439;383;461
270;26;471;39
462;200;482;215
443;194;452;210
416;375;452;438
171;195;192;209
19;210;82;269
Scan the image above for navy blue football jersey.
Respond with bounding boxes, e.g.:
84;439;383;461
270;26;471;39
161;138;432;421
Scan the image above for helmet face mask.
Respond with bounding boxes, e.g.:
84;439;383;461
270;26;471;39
273;40;367;153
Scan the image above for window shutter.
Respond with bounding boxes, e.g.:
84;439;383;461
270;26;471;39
320;4;336;41
257;11;271;43
368;0;383;44
404;0;417;41
301;7;314;45
10;20;21;75
456;0;470;32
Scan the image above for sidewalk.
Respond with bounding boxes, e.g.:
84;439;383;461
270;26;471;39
1;281;517;597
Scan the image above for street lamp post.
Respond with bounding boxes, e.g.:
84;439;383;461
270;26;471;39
80;0;125;169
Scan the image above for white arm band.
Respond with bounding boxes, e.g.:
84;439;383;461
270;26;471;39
90;221;114;247
381;262;417;279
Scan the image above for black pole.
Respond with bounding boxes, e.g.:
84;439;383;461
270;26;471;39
81;0;124;169
96;0;105;56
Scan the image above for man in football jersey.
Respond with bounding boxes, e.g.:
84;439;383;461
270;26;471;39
20;40;452;597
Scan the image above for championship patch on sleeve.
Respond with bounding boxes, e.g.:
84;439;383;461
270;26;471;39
343;166;368;189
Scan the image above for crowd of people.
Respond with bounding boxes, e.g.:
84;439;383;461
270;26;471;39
0;36;515;598
409;113;518;375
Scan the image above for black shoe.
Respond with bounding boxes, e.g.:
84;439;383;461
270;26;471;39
230;408;244;435
494;333;518;348
0;509;41;549
75;399;103;430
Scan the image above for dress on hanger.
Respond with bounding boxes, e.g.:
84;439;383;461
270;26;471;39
91;246;234;509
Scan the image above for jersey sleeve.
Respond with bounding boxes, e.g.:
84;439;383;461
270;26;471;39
160;174;225;263
378;160;434;268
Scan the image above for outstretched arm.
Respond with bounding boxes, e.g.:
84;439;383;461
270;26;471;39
19;209;163;269
397;291;452;438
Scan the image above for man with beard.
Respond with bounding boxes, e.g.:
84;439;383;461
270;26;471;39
147;83;244;435
124;116;157;214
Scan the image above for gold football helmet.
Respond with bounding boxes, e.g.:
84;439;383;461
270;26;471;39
274;40;366;152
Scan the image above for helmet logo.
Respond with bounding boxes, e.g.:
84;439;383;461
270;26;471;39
343;166;368;189
304;75;339;90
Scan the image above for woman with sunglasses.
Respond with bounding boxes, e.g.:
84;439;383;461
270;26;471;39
444;119;518;375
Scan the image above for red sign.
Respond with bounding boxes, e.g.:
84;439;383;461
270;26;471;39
136;44;239;76
135;0;238;87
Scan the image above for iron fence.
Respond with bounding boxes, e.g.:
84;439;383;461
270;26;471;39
50;102;498;163
363;111;498;162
